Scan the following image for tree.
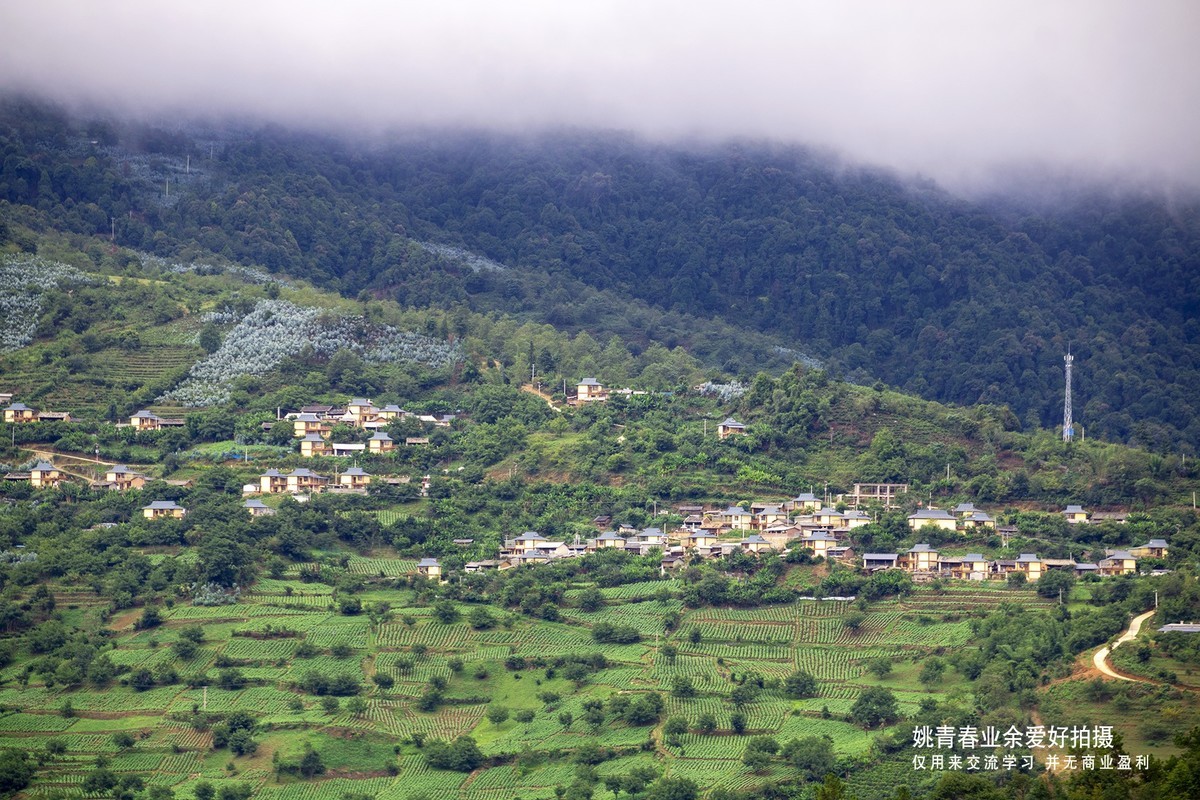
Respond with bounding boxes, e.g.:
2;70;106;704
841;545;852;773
486;705;510;726
299;746;326;778
0;750;34;795
1036;569;1075;600
741;736;779;773
868;658;893;680
730;711;747;735
468;606;495;630
198;323;222;354
850;686;899;728
433;600;460;624
321;696;340;714
346;697;367;717
783;735;835;780
578;587;605;612
919;658;946;689
1007;571;1028;588
644;776;699;800
783;669;818;698
664;716;689;737
697;712;717;733
815;774;852;800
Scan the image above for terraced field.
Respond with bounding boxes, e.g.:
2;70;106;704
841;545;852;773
0;564;1060;800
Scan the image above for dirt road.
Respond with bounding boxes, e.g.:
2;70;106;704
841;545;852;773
1092;610;1155;682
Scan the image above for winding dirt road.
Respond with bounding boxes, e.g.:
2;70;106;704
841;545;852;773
1092;610;1156;682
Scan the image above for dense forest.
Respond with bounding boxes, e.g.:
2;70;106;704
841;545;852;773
1;94;1199;455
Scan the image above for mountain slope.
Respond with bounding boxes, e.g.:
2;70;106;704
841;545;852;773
2;96;1198;452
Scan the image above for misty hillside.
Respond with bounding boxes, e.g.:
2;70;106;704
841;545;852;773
2;96;1199;452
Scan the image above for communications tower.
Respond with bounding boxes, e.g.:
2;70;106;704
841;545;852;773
1062;351;1074;442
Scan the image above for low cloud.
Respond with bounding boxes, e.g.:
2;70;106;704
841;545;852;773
2;0;1197;190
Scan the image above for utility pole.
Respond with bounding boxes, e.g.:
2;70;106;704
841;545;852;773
1063;350;1074;442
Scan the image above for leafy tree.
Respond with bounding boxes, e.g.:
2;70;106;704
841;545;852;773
850;686;899;728
783;669;818;698
432;601;460;624
1036;569;1075;600
868;658;893;680
299;747;326;778
782;735;835;780
486;705;510;725
919;658;946;689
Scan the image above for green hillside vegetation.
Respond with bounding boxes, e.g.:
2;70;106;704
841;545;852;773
2;94;1198;454
0;242;1199;799
3;96;1200;800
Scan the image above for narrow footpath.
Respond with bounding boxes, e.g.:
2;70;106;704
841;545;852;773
1092;610;1156;682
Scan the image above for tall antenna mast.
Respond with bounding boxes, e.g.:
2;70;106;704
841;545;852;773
1062;349;1074;442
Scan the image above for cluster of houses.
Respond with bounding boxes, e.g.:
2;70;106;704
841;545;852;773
861;540;1168;581
285;399;449;457
430;497;1170;582
3;400;72;424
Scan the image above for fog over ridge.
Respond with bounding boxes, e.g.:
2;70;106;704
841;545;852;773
2;0;1198;193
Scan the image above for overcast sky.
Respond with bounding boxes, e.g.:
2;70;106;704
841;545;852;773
2;1;1198;190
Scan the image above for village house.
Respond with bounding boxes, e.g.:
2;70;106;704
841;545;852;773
368;431;396;454
346;398;378;425
464;559;510;573
338;466;371;490
907;508;957;532
331;442;367;457
505;532;549;556
739;533;771;554
129;409;183;431
1063;505;1090;524
299;433;332;457
258;469;288;494
953;502;980;518
292;413;332;438
243;498;275;517
1090;511;1128;525
576;378;608;403
30;460;63;488
405;437;430;446
633;527;668;549
839;510;870;530
417;557;443;580
103;465;146;491
962;511;996;530
753;505;789;530
718;505;754;531
680;530;719;550
1014;553;1044;581
377;404;406;421
760;524;803;550
799;531;839;559
785;493;822;513
37;411;71;423
810;507;844;528
901;543;940;573
142;500;186;520
939;553;989;580
286;468;329;494
3;402;38;423
592;531;627;550
1099;550;1137;576
716;417;746;440
1130;539;1169;559
862;553;900;572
